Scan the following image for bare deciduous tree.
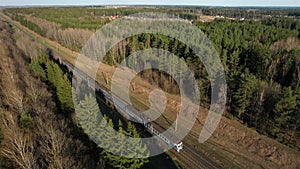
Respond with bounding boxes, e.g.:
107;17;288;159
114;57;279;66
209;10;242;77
1;113;37;169
0;56;26;113
34;112;86;169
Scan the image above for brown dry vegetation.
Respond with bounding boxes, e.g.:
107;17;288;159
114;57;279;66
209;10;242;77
22;14;93;51
0;20;105;169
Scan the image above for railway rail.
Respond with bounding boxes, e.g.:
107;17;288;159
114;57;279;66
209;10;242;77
63;61;184;151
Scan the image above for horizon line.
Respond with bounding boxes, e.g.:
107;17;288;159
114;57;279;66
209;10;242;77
1;4;300;8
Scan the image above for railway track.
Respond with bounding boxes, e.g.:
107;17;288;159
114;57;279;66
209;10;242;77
169;144;220;169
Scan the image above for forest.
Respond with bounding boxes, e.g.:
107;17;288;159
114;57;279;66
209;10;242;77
0;18;151;168
3;6;300;149
1;6;300;168
195;19;300;146
98;17;300;148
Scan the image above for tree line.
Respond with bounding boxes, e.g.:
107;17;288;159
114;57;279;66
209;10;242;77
201;7;300;19
29;52;150;168
11;14;46;36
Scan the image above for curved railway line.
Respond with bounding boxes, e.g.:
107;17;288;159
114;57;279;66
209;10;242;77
65;60;221;169
0;11;221;169
166;140;220;169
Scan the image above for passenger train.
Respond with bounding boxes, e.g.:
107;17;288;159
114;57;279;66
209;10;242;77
62;61;183;152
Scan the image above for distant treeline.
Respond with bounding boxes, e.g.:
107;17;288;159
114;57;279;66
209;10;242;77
201;7;300;19
4;7;199;29
11;14;46;36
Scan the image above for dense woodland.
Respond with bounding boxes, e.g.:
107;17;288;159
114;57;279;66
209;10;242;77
0;19;151;168
1;6;300;168
195;19;300;147
0;21;104;168
100;17;300;148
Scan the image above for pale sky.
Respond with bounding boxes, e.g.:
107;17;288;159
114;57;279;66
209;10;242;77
1;0;300;7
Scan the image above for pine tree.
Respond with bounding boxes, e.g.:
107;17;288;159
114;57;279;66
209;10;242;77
274;87;297;129
76;93;99;135
101;120;149;169
233;73;258;118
